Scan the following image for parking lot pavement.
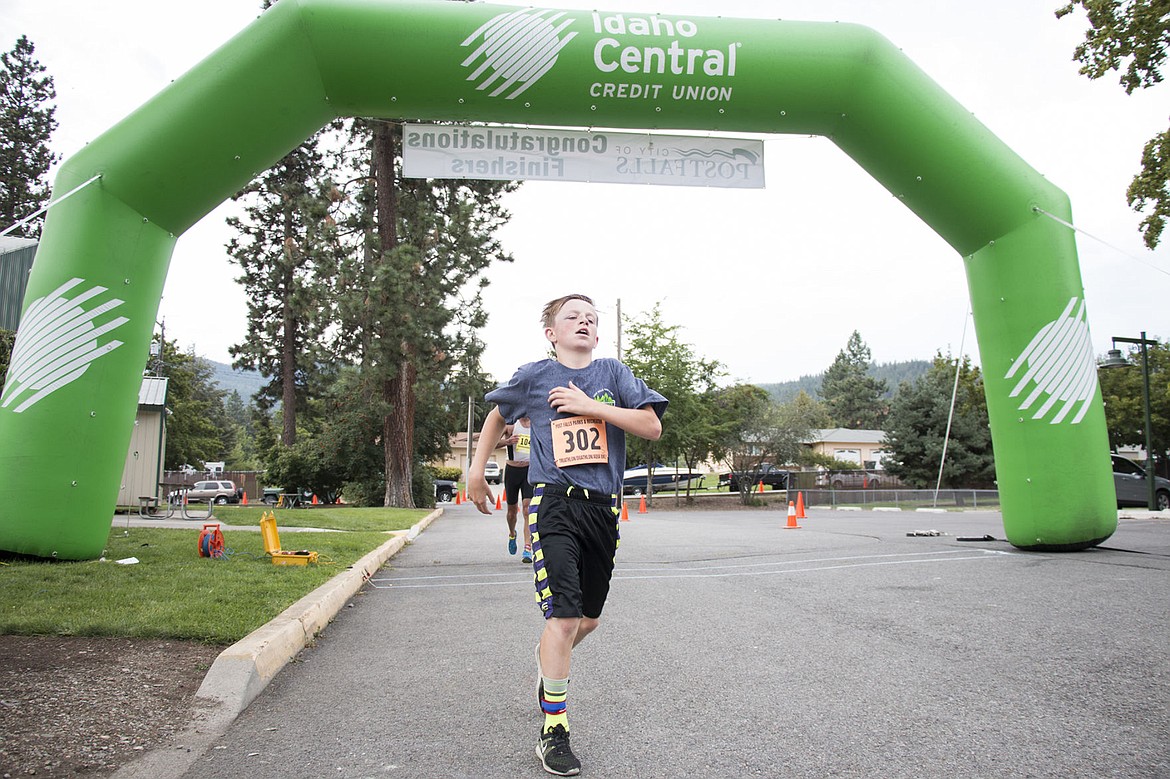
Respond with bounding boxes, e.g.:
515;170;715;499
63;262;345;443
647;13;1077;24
176;503;1170;779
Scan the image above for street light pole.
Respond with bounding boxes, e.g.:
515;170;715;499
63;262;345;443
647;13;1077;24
1103;332;1158;510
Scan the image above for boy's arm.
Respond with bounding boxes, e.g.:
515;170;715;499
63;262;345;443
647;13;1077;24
548;381;662;441
468;406;507;514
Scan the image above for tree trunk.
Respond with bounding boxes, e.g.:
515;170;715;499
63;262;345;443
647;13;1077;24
373;120;416;508
383;361;417;507
280;207;297;446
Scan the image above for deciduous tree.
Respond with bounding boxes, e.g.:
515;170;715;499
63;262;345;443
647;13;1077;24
1098;338;1169;471
621;303;723;502
155;339;233;470
0;328;13;391
710;383;811;504
1057;0;1170;247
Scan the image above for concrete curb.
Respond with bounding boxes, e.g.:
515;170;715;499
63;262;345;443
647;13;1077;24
196;507;443;715
111;508;443;779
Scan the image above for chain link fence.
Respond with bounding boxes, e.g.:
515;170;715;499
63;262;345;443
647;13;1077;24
798;488;1001;510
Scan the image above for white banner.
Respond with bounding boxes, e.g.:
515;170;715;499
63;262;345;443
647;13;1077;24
402;124;764;189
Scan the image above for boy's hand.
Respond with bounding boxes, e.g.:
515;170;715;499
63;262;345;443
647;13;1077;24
548;380;595;415
467;476;494;515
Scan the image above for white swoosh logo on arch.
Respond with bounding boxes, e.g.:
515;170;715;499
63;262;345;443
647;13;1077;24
1005;296;1097;425
0;278;128;414
461;9;577;99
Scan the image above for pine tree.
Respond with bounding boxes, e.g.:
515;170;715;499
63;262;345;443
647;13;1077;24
819;331;889;429
882;352;995;488
0;35;59;238
331;119;516;507
226;132;341;446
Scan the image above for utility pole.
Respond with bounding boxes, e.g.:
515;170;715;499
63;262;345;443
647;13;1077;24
616;298;622;361
1104;332;1160;510
465;394;474;493
150;319;165;375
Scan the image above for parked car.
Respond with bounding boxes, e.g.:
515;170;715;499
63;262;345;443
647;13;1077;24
434;478;457;503
817;469;881;489
623;464;703;495
1112;454;1170;510
483;460;502;484
261;487;313;507
725;463;790;492
185;480;243;505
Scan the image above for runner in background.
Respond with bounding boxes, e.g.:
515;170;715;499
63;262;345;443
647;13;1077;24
504;417;534;563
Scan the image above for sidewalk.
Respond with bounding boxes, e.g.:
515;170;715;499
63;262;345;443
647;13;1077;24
111;514;344;532
121;502;1170;779
110;507;443;779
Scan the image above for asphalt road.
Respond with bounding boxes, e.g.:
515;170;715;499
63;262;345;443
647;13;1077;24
176;503;1170;779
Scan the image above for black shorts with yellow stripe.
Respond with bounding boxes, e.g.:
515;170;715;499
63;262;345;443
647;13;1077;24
529;484;620;620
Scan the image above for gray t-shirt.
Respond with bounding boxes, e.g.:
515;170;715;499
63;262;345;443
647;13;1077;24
486;358;667;494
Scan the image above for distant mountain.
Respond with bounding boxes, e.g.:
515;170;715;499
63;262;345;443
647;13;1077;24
206;359;265;401
205;357;932;405
758;359;932;403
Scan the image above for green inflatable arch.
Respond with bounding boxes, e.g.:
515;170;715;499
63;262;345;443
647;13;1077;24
0;0;1116;559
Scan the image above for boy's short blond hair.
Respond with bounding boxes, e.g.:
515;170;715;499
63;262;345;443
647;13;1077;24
541;294;595;329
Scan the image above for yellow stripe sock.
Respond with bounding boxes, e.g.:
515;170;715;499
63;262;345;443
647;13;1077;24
541;676;569;733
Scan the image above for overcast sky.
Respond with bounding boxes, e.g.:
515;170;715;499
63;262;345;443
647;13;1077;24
5;0;1168;386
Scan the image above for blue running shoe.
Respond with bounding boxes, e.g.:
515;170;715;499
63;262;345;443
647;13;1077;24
508;534;517;555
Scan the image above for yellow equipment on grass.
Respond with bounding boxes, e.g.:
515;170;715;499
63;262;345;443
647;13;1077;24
259;511;319;566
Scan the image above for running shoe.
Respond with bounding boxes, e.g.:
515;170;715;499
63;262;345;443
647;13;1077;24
508;534;517;555
522;544;533;563
536;724;580;776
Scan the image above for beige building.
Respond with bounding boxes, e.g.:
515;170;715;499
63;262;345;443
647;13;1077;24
438;432;508;475
804;428;889;469
440;428;892;476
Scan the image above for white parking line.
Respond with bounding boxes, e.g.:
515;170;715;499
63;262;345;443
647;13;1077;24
615;549;1013;581
369;549;1017;588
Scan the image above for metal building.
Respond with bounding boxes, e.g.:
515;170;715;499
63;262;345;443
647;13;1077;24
0;237;36;331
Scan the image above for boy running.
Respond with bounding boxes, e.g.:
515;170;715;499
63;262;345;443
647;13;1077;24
468;294;666;776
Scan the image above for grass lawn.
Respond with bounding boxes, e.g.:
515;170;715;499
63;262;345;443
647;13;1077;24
0;506;431;645
211;504;426;532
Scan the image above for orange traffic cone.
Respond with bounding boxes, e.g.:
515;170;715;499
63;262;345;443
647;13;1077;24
796;491;806;519
455;491;462;505
784;500;801;529
242;492;248;506
757;480;765;494
620;502;630;522
638;494;648;514
863;473;869;489
312;494;319;505
495;493;502;510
